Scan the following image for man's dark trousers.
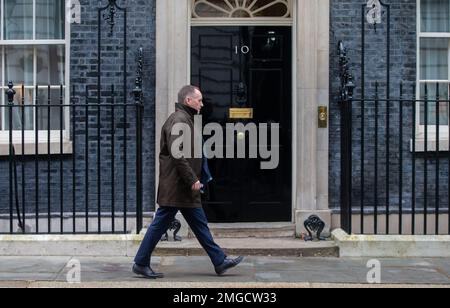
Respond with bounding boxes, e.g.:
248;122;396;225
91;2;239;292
134;207;227;268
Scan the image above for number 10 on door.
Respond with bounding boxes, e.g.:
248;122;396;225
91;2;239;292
235;46;250;55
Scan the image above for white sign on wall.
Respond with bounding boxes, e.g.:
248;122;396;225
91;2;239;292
67;0;81;24
366;0;382;25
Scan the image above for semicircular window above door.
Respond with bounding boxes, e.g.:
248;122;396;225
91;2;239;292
192;0;292;19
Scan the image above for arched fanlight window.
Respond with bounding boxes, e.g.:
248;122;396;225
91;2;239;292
192;0;292;19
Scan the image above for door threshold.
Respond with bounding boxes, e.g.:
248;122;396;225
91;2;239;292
190;222;296;239
208;222;294;229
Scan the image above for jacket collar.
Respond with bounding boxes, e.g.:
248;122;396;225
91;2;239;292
176;102;198;118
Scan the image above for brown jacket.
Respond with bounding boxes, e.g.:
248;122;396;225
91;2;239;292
157;103;202;208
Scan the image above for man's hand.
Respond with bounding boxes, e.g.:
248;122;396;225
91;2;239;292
192;181;203;191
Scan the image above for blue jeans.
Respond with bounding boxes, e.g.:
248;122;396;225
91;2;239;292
134;207;227;268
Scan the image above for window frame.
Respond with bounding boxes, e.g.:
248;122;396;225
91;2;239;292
0;0;71;146
417;0;450;138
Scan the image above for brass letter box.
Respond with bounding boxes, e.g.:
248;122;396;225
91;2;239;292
318;106;328;128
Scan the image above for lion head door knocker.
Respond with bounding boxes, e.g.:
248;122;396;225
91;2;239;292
234;82;248;107
304;215;326;242
161;219;182;242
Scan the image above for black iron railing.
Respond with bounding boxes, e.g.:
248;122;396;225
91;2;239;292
338;1;450;235
339;42;450;235
0;48;144;235
0;82;144;235
0;1;145;235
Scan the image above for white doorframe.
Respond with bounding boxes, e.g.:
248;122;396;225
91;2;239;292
155;0;331;235
188;0;296;224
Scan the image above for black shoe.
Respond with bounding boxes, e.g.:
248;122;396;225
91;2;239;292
132;264;164;279
215;256;244;276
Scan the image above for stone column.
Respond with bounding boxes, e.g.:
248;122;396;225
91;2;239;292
155;0;190;195
295;0;331;236
154;0;191;236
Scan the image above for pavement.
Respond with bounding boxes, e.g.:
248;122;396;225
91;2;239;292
0;256;449;288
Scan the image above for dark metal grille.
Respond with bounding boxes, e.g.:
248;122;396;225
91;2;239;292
339;38;450;235
0;79;144;235
338;1;450;235
0;0;144;235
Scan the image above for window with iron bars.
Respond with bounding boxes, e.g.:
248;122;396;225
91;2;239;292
418;0;450;139
0;0;70;147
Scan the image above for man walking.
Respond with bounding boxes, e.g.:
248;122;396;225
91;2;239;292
133;85;244;279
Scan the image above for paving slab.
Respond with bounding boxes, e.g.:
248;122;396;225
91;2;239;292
0;281;30;288
381;267;449;285
423;258;450;278
0;272;59;281
0;256;448;286
20;282;450;288
0;256;71;274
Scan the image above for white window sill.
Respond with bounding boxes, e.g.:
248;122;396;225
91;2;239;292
410;135;449;152
0;141;73;156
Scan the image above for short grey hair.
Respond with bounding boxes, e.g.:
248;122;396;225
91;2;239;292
178;85;200;104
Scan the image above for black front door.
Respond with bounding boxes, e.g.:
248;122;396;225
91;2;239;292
191;26;292;223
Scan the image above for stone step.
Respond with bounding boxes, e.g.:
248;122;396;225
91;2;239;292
188;223;297;239
0;234;338;258
155;238;339;257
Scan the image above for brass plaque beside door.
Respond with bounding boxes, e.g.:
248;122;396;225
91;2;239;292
318;106;328;128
